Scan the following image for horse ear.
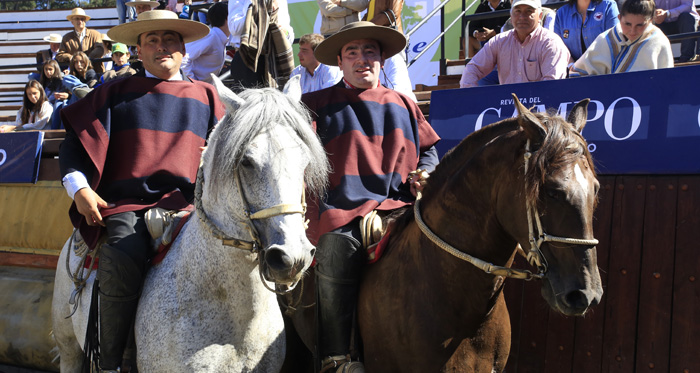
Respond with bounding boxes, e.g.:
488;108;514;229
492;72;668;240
283;75;302;102
567;98;590;133
210;74;245;113
512;93;546;145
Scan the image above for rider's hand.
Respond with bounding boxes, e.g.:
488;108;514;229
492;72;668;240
408;170;430;197
74;188;112;227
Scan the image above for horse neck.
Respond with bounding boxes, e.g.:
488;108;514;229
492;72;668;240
422;127;522;267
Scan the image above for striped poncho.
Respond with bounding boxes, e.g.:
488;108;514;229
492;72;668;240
60;73;225;249
570;23;673;76
302;82;440;243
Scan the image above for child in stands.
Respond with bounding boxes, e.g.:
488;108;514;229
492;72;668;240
0;80;53;132
69;51;98;87
99;43;136;85
570;0;673;76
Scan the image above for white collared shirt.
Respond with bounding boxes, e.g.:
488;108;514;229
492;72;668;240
181;27;229;81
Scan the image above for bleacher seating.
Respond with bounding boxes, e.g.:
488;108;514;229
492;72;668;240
0;7;119;121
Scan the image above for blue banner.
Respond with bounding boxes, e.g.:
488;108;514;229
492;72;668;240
430;65;700;174
0;131;44;183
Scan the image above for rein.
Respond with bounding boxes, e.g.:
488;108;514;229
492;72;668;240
414;140;598;281
194;166;308;293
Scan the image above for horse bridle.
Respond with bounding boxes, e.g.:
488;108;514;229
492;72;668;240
414;140;599;280
194;167;308;292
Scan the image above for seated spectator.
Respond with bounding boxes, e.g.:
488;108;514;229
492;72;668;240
181;2;230;82
102;34;114;71
653;0;699;62
99;43;137;85
570;0;673;75
126;0;159;21
57;8;106;75
179;0;193;19
0;81;53;133
501;4;555;31
39;60;66;105
70;51;98;88
554;0;619;61
460;0;570;88
317;0;369;35
467;0;512;58
30;33;64;81
290;33;342;93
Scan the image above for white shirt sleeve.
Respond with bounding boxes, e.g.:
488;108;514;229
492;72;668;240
62;171;90;199
228;0;253;48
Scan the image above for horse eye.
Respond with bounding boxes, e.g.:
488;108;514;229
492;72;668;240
240;157;253;168
545;188;559;199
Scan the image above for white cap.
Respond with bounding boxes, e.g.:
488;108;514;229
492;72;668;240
512;0;541;8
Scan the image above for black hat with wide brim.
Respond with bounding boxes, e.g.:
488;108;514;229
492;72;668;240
314;21;407;66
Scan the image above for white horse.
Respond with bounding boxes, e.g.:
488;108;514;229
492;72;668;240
52;77;329;372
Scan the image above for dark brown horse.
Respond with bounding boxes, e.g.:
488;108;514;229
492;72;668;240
282;95;603;372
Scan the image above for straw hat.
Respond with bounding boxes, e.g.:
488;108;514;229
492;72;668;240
314;21;407;66
66;7;91;21
102;33;113;42
125;0;160;9
107;10;209;46
43;33;63;43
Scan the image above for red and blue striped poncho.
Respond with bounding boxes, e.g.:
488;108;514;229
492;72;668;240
60;74;225;249
302;83;440;244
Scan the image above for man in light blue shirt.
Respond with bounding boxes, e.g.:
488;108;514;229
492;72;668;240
182;2;230;82
554;0;619;61
290;33;343;93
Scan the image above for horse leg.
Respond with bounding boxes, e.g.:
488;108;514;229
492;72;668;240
279;314;314;373
52;245;85;372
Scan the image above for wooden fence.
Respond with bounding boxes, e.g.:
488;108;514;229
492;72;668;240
504;175;700;373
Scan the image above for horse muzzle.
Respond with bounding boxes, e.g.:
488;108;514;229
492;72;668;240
260;244;314;286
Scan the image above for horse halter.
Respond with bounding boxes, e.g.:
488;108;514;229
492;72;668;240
194;167;308;252
522;139;599;275
414;139;599;281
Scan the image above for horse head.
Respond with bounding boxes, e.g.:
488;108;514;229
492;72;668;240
510;94;603;316
198;76;329;288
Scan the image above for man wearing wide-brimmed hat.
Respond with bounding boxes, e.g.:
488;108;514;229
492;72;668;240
59;10;224;372
301;21;440;373
56;8;106;74
125;0;159;22
30;33;64;79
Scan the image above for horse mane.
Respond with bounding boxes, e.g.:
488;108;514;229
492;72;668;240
207;87;330;197
389;109;596;235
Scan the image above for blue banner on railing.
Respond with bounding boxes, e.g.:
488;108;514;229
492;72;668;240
0;131;44;183
430;65;700;174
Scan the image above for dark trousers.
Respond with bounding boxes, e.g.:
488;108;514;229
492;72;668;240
98;211;150;369
657;12;699;60
228;52;266;93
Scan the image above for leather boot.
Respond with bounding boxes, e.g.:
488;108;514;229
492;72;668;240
98;244;142;370
315;233;365;372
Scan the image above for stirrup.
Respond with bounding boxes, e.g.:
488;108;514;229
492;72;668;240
321;355;365;373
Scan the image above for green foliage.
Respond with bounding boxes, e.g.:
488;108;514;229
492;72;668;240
402;3;425;32
0;0;116;10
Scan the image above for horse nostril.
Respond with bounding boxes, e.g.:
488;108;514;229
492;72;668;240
309;247;316;258
564;290;590;310
264;247;294;272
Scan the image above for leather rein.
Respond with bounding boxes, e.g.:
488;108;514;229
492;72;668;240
193;167;308;293
413;140;599;280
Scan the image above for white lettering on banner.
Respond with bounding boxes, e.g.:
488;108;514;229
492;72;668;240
0;149;6;166
475;107;502;131
588;100;605;122
588;143;597;153
474;96;641;142
604;97;641;140
697;108;700;129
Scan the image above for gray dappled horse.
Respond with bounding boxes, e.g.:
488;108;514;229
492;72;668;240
52;76;329;372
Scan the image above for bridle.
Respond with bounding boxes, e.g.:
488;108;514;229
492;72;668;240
194;166;308;293
414;139;599;280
